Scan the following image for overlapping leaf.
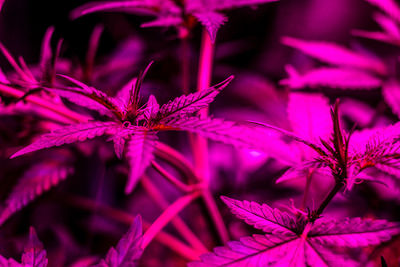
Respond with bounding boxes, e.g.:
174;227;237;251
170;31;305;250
189;197;400;266
95;216;143;267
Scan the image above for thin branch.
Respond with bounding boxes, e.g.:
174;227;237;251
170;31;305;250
141;175;208;253
62;194;201;261
141;190;201;249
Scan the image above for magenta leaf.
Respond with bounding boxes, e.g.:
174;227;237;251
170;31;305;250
221;196;298;235
281;66;382;90
0;161;73;225
109;127;137;159
159;76;233;122
364;0;400;23
192;11;227;43
190;197;400;266
143;95;159;122
71;0;180;19
95;215;143;267
125;130;158;194
282;36;387;75
162;117;261;149
10;121;121;158
21;228;48;267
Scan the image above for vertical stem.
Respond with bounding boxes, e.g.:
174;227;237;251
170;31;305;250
312;182;343;221
194;29;214;182
141;191;201;249
195;29;229;244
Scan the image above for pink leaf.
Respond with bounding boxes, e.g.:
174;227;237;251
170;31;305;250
159;76;233;122
221;196;298;236
382;80;400;119
10;121;120;158
95;215;143;267
0;161;73;225
287;92;332;142
125;130;158;194
364;0;400;23
108;127;137;159
281;66;382;90
70;0;180;20
282;36;387;75
162;117;262;150
192;11;227;42
0;256;22;267
143;95;159;122
191;198;400;266
310;217;400;247
21;227;48;267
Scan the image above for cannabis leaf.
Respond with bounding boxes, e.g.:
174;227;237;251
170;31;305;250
95;215;143;267
0;160;73;226
11;68;264;194
0;227;48;267
125;130;158;194
10;121;122;159
189;197;400;267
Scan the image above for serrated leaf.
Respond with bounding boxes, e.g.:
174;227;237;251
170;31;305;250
282;66;382;90
108;127;137;159
192;11;227;43
309;217;400;247
282;36;387;75
125;130;158;194
190;197;400;266
10;121;120;158
0;255;22;267
0;161;73;225
95;216;143;267
160;117;261;150
143;95;159;122
221;196;298;236
21;227;48;267
159;76;233;122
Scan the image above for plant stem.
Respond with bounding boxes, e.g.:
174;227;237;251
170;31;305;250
141;190;201;249
311;181;343;222
151;160;195;192
63;194;201;260
141;175;208;253
194;28;214;183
